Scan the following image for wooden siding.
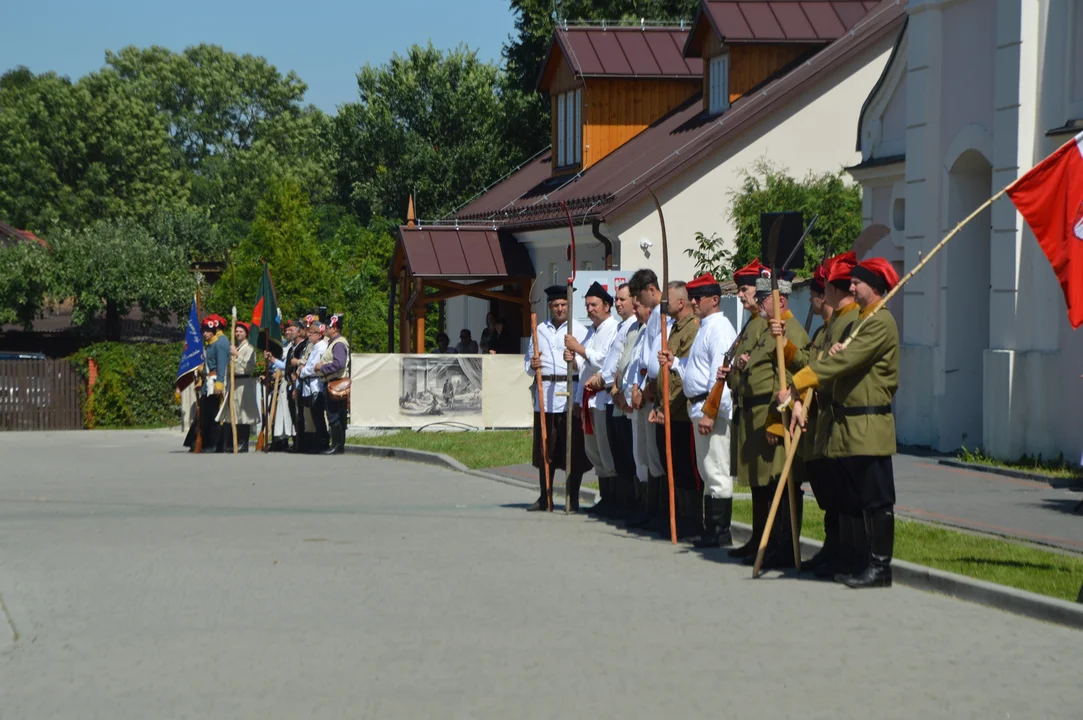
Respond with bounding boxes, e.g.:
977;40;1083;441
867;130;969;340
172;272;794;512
547;58;581;95
704;40;813;112
582;78;699;170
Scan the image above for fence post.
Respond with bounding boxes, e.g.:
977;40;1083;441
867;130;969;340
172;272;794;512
87;357;98;429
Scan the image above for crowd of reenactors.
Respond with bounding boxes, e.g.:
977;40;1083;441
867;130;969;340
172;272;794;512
525;251;900;588
184;313;352;455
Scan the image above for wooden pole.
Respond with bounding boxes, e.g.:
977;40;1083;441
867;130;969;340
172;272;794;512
560;202;578;515
770;290;801;571
265;370;282;452
647;188;677;545
531;314;552;511
229;261;238;454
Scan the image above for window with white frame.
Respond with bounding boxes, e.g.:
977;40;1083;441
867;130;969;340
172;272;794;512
708;53;730;115
555;89;582;167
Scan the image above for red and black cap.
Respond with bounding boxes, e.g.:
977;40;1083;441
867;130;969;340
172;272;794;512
826;251;858;287
732;259;766;287
686;272;723;299
851;257;899;294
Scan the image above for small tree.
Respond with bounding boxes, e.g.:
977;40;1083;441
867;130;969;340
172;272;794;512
49;218;192;340
727;158;863;276
684;231;735;281
0;241;51;329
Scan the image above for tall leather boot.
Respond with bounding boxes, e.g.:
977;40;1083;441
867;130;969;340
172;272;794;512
608;475;632;520
322;425;346;455
237;424;251;453
527;466;550;511
626;475;658;528
676;489;701;540
731;485;770;558
805;508;838;574
565;472;583;512
834;513;869;583
693;496;733;548
844;509;893;588
651;481;671;537
754;484;800;570
587;475;610;516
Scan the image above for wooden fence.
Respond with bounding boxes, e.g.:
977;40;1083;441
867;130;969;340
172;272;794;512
0;358;84;431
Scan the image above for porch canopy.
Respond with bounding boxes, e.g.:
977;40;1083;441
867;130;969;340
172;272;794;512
389;226;535;353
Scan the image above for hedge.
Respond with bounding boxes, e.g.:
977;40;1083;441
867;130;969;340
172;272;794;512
70;342;184;428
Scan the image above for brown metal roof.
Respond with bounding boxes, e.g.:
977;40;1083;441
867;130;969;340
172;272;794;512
539;26;702;90
394;228;535;279
455;0;906;231
685;1;880;55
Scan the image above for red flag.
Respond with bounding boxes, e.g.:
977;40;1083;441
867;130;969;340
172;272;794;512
1007;131;1083;327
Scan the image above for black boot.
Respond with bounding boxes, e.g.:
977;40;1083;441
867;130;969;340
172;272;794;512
676;490;702;540
527;467;551;511
565;472;583;513
732;485;770;559
322;425;346;455
805;508;839;574
834;513;869;583
845;510;893;588
609;475;634;520
237;424;252;453
626;475;658;528
694;496;733;548
651;481;672;537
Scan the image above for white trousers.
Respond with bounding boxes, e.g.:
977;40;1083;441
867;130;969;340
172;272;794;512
694;417;734;499
630;410;649;484
582;405;616;478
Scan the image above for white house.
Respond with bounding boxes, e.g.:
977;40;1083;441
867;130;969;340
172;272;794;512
848;0;1083;459
396;0;905;352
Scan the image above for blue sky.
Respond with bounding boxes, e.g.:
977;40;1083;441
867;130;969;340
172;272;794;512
0;0;518;113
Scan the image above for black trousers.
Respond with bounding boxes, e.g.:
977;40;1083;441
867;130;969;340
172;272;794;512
655;420;699;491
306;392;329;452
806;459;838;512
325;392;348;437
198;394;221;453
834;455;895;513
607;409;635;480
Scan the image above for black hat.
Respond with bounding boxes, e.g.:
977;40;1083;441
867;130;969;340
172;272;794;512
584;281;613;306
544;285;570;301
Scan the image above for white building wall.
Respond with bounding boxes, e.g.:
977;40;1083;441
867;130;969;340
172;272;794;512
604;42;893;285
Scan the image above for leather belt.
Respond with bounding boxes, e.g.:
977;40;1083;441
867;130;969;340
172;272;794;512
738;393;773;408
833;403;892;417
688;392;709;404
542;374;579;382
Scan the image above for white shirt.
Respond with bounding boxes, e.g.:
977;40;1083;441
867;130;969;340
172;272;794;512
646;314;675;381
524;318;589;414
635;304;662;382
671;311;737;420
621;321;651;406
270;340;293;373
299;338;328;397
576;315;619;408
597;315;635;407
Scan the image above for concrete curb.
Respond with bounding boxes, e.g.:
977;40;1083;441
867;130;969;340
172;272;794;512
727;521;1083;630
345;444;1082;630
343;444;598;505
938;458;1082;488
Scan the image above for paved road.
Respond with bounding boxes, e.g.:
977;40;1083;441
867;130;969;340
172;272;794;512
490;452;1083;553
2;431;1080;719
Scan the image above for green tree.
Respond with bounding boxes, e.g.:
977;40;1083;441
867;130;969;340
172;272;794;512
0;242;52;329
49;218;192;340
726;159;863;277
332;43;517;224
207;177;332;323
323;218;398;353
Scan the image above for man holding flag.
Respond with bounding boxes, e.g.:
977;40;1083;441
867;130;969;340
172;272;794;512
179;297;206;452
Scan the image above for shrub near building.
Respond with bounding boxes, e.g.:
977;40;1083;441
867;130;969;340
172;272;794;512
70;342;184;428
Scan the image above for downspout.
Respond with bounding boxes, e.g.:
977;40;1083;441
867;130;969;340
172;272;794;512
591;219;614;270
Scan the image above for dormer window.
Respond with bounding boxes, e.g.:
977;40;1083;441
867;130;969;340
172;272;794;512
557;88;582;168
708;53;730;115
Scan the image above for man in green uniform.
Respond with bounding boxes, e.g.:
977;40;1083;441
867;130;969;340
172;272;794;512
786;251;860;578
722;260;770;559
782;257;900;588
651;281;699;538
197;314;231;453
755;271;810;568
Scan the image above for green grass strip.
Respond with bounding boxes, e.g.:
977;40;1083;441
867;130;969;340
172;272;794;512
733;500;1083;602
348;429;532;470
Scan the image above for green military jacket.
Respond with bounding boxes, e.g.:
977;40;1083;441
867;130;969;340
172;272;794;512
799;324;828;461
729;310;809;487
655;312;698;423
792;302;899;458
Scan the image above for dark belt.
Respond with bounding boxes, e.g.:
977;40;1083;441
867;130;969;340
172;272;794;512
738;393;773;409
688;392;709;404
542;374;579;382
833;403;893;417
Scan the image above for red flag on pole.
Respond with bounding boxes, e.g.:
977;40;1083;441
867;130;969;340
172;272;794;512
1007;131;1083;328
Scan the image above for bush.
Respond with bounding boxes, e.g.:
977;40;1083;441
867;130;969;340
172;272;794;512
70;341;184;428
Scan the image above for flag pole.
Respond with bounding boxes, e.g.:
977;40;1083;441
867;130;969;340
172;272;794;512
229;259;238;454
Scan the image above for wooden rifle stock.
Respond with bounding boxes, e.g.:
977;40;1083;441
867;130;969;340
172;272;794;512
702;316;753;420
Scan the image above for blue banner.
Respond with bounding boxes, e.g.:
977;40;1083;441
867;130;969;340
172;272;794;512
176;297;205;390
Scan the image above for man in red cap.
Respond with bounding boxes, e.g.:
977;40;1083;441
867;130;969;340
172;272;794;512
790;251;862;578
781;256;900;588
659;272;738;546
193;314;231;452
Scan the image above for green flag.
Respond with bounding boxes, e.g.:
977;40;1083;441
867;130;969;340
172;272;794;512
250;262;282;354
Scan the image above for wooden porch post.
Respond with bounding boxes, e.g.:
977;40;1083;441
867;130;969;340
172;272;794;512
398;272;410;353
413;278;425;354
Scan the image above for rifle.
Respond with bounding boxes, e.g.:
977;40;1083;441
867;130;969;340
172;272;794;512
261;370;282;452
702;315;754;419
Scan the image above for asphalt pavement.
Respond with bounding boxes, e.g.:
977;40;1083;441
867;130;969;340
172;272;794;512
1;431;1080;719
